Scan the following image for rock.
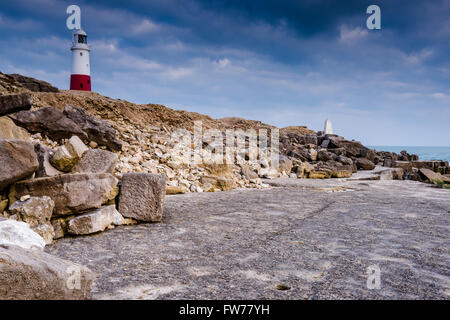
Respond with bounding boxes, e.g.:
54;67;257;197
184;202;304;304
0;219;45;250
419;168;448;184
0;139;38;191
0;93;33;116
9;107;87;141
0;244;93;300
63;105;123;151
7;74;59;92
327;136;369;158
68;205;123;235
355;158;375;170
9;173;119;217
50;136;89;172
337;155;353;165
9;196;55;244
51;217;70;240
317;149;333;161
308;171;328;179
0;117;31;140
240;164;258;180
34;144;63;178
0;199;8;213
307;149;318;161
278;156;293;174
200;175;235;190
393;161;413;172
166;186;188;195
118;173;166;222
72;149;118;174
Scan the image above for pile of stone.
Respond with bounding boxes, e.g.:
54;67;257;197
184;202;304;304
1;93;166;245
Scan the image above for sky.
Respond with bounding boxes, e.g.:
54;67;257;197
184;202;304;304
0;0;449;146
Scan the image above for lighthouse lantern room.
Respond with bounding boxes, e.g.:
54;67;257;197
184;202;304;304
70;29;91;91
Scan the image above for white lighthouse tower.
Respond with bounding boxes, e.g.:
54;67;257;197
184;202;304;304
70;29;91;91
324;119;333;135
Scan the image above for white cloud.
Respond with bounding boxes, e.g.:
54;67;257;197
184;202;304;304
339;26;368;43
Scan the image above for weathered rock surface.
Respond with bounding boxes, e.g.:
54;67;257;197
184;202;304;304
0;93;33;116
7;73;59;93
47;178;450;299
34;144;63;177
118;173;166;222
72;149;118;174
0;139;38;191
9;173;119;216
63;105;123;151
0;117;31;140
355;158;376;170
9;107;87;141
0;219;45;250
50;136;89;172
68;205;123;235
419;168;449;184
9;196;55;244
0;244;93;300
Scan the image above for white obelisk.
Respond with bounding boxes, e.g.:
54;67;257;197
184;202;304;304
324;119;333;135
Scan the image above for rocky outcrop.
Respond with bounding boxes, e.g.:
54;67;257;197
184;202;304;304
0;139;38;191
0;244;93;300
118;173;166;222
0;219;46;250
418;168;450;184
7;74;59;93
0;93;33;116
355;158;376;170
72;149;118;174
63;105;123;151
8;196;55;244
9;173;119;216
68;205;123;235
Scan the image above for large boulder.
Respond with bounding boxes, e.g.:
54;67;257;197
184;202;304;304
0;219;46;250
34;144;63;178
0;117;31;140
419;168;449;184
50;136;89;172
9;173;119;217
0;139;38;191
9;107;87;141
63;105;123;151
355;158;376;170
326;136;369;158
72;149;118;174
118;173;166;222
9;196;55;244
68;205;123;235
0;93;33;116
7;74;59;93
0;244;93;300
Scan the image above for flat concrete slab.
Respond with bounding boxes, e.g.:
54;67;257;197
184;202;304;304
46;178;450;299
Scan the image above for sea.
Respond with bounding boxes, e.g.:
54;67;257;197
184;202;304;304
369;146;450;162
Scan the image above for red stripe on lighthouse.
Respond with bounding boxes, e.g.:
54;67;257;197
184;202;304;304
70;74;91;91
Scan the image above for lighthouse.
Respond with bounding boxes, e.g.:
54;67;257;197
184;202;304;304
324;119;333;135
70;29;91;91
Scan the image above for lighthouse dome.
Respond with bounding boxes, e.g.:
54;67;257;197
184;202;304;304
71;29;89;50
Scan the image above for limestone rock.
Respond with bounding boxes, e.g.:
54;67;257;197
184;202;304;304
72;149;118;174
0;139;38;191
9;107;87;142
9;173;119;217
0;117;31;140
200;175;235;191
0;219;45;250
50;136;89;172
63;105;123;151
9;196;55;244
355;158;376;170
118;173;166;222
0;93;33;116
240;164;258;180
7;74;59;93
34;144;63;178
0;244;93;300
419;168;448;184
166;186;188;195
68;205;123;235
